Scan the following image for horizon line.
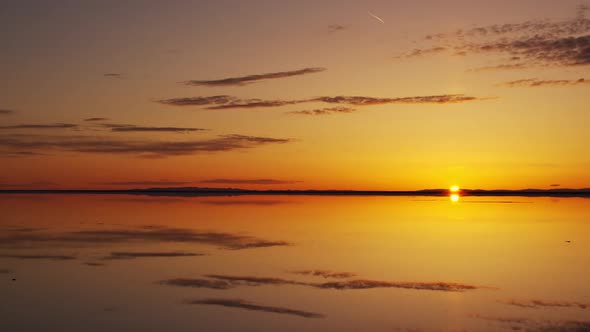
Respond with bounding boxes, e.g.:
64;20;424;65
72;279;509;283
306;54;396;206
1;187;590;198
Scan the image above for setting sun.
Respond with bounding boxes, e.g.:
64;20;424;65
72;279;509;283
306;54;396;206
450;185;460;192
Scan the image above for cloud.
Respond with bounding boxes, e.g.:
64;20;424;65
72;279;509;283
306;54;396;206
101;251;204;260
0;226;290;251
501;299;588;309
0;254;76;261
407;10;590;68
159;278;236;290
470;314;590;332
0;123;78;130
499;78;589;87
159;94;484;109
100;123;208;133
200;178;300;185
199;200;293;206
185;298;325;318
101;181;190;186
424;12;590;42
312;279;480;292
206;99;307;110
204;275;307;287
289;270;357;279
462;34;590;66
397;47;447;58
288;107;356;115
467;63;528;72
469;314;532;325
183;67;326;87
313;94;481;105
158;95;238;106
167;274;483;292
533;321;590;332
83;262;105;267
328;24;347;33
83;118;109;122
0;151;48;157
104;73;122;78
0;133;292;158
0;109;15;115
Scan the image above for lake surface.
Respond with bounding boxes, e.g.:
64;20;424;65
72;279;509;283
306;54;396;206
1;194;589;332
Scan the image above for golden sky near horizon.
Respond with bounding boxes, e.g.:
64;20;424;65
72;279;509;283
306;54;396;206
1;0;589;190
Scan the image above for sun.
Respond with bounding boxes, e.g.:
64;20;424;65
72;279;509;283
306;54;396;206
450;185;460;193
450;194;460;202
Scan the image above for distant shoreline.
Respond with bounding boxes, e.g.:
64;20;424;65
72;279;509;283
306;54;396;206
1;188;589;198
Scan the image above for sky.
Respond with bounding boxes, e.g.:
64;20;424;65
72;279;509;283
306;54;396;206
1;0;589;190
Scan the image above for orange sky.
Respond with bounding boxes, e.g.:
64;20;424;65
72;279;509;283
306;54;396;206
1;0;589;190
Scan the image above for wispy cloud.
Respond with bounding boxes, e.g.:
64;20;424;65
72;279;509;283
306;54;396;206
83;117;109;122
205;275;307;287
206;99;307;110
101;181;190;186
467;63;529;72
501;299;588;309
312;279;480;292
199;199;294;206
104;73;122;78
0;133;292;158
405;10;590;68
0;123;78;130
288;270;356;279
499;78;589;87
100;123;208;133
470;314;590;332
158;94;484;109
0;254;76;261
101;251;204;260
0;109;15;115
183;67;326;87
200;178;300;185
314;94;481;105
0;151;48;157
288;107;356;116
186;298;325;318
0;226;290;251
396;47;447;59
158;95;237;106
461;35;590;67
159;278;236;290
83;262;106;267
469;314;532;325
161;274;484;293
328;24;348;33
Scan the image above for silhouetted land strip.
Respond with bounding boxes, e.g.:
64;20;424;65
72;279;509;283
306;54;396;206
1;188;590;198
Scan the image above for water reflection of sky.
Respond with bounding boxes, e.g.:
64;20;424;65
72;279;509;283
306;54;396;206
1;195;589;332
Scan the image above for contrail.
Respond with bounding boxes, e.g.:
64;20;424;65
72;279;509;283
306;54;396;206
368;11;385;24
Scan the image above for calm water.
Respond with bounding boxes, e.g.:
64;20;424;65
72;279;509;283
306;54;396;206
1;194;589;332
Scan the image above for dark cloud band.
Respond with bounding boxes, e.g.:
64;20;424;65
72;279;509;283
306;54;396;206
0;133;291;158
500;78;589;87
186;298;325;318
158;94;483;109
184;67;326;87
0;124;78;130
200;178;300;185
